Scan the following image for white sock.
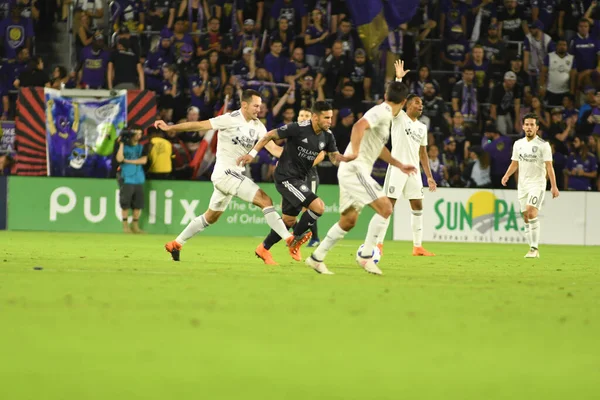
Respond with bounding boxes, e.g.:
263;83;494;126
529;218;540;249
312;223;348;262
375;217;391;245
263;206;292;241
411;210;423;247
524;223;531;246
362;214;388;257
176;214;210;245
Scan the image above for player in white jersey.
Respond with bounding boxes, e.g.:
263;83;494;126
501;113;560;258
305;80;418;275
368;60;438;257
154;89;295;261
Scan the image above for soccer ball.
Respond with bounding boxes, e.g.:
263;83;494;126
357;244;381;264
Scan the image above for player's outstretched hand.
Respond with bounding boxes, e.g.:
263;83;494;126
237;154;254;166
396;162;418;175
394;59;410;80
154;120;169;131
551;187;560;199
427;177;437;192
336;153;356;163
501;175;509;186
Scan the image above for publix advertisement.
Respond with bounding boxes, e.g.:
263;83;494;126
6;176;390;240
392;188;587;245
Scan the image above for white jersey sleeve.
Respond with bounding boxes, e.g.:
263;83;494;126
511;141;519;161
363;104;390;131
420;123;428;146
542;142;552;162
209;112;242;130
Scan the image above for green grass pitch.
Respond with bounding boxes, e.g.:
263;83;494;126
1;231;599;399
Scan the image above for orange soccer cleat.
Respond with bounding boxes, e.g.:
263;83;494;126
412;246;435;256
377;243;384;256
286;232;312;261
165;240;182;261
255;243;279;265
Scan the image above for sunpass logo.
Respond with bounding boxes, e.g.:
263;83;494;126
433;191;527;243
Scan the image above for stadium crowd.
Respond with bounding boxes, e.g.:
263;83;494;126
0;0;599;191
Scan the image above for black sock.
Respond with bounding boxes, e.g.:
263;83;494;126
293;210;321;237
263;229;282;250
309;219;319;240
122;218;128;222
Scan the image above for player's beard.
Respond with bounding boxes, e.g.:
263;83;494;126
525;131;536;139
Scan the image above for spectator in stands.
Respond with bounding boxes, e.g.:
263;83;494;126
78;31;109;89
558;0;588;45
239;0;265;32
108;38;144;90
257;101;275;130
423;144;448;187
264;38;287;83
508;53;531;95
332;82;360;127
440;0;468;38
158;64;180;122
234;19;259;57
548;107;576;155
0;153;12;174
316;40;349;99
197;17;232;58
111;0;145;34
578;86;597;126
587;89;600;134
532;0;559;37
531;96;551;133
13;55;45;88
463;146;492;188
284;47;311;87
146;0;176;31
440;25;470;97
451;67;479;126
498;0;527;42
270;16;294;58
562;94;579;120
442;137;463;187
450;111;476;160
468;45;491;102
333;108;353;154
232;47;256;81
75;11;94;61
270;0;306;35
539;39;577;106
146;127;173;180
215;82;241;113
478;23;507;82
247;66;278;108
490;71;522;135
564;135;598;190
189;58;210;116
5;47;29;94
327;18;361;59
172;17;194;59
291;74;320;115
410;65;440;98
483;123;513;187
176;43;197;100
0;5;34;60
304;8;328;69
72;0;104;33
46;65;69;89
347;48;373;101
422;82;452;139
177;0;206;32
114;25;141;57
570;18;600;84
207;49;226;94
178;105;204;151
471;0;498;41
523;20;554;95
144;29;175;92
274;102;295;128
213;0;235;34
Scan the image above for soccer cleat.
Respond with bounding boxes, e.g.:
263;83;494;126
356;254;383;275
287;231;312;261
165;240;182;261
305;255;334;275
307;238;320;247
255;243;279;265
377;243;384;256
524;248;540;258
413;246;435;256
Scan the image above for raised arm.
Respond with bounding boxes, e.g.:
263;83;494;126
154;119;213;132
265;141;283;158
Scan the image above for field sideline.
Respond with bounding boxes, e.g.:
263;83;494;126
1;231;599;400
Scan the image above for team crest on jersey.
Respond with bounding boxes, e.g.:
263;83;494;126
389;186;395;194
319;142;325;149
532;146;538;153
249;129;256;138
300;185;309;192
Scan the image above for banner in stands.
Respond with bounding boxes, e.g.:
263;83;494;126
45;88;128;178
0;121;15;157
7;177;390;240
0;176;6;230
392;188;591;245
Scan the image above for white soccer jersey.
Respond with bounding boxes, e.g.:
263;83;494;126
390;110;427;167
210;109;267;173
511;136;552;191
343;102;394;171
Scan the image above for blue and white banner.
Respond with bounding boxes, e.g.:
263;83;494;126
0;121;15;157
45;88;128;177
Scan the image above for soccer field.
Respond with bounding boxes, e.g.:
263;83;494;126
1;231;599;399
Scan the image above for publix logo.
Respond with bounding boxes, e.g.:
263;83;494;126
433;191;522;234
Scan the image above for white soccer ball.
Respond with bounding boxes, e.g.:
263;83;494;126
357;244;381;264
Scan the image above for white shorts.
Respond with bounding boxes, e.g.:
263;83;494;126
518;186;546;213
209;168;260;212
383;165;424;200
338;163;386;213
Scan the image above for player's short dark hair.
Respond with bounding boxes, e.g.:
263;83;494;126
386;81;410;104
300;107;312;114
406;93;420;105
242;89;261;103
311;101;332;115
522;112;539;126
